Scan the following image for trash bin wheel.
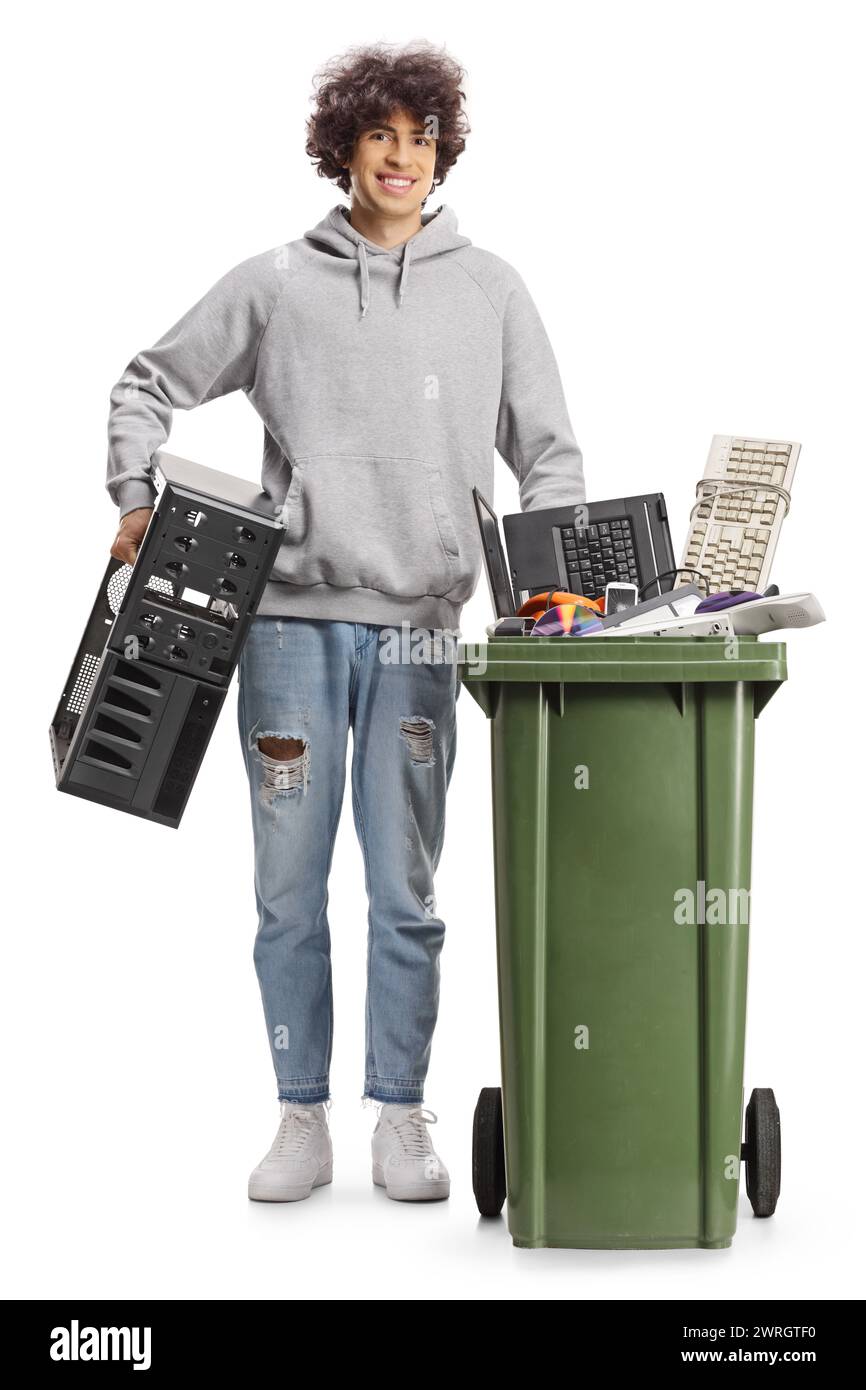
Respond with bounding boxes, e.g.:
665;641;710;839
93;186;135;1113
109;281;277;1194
742;1088;781;1217
472;1086;506;1217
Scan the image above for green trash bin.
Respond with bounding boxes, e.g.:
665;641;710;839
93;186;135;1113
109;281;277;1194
459;634;786;1250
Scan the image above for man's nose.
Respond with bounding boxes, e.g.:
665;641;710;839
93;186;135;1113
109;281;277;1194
386;141;415;168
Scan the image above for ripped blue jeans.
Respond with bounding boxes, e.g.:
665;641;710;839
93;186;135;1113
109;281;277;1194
236;616;459;1105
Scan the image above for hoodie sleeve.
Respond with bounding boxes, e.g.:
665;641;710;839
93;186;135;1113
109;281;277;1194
106;254;284;517
495;272;586;511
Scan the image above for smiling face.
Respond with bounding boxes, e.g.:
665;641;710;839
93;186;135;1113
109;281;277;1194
344;106;437;221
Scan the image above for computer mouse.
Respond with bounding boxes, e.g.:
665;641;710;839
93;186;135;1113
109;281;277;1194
696;590;763;613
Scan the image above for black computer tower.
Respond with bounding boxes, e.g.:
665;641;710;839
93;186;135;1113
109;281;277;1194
50;451;284;827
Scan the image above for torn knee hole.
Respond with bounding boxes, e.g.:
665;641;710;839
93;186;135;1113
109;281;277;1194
258;736;306;760
254;732;311;797
399;716;435;765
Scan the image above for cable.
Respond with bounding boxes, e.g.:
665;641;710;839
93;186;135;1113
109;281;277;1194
638;567;708;600
690;478;792;523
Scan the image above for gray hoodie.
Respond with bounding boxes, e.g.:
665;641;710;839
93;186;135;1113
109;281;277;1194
106;204;585;630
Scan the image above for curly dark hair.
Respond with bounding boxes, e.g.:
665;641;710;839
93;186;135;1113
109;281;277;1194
306;41;470;199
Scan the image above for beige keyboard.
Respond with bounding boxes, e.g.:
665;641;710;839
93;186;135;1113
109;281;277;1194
681;435;800;596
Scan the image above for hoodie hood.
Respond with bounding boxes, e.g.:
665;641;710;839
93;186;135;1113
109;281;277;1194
303;203;472;317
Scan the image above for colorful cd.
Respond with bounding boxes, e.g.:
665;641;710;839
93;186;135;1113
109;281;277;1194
530;603;605;637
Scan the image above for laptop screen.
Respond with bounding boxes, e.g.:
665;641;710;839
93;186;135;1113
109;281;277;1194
472;488;515;618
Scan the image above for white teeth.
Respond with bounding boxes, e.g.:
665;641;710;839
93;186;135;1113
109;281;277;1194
379;177;413;187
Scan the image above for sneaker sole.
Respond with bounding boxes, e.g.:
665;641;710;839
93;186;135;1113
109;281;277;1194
371;1160;450;1202
248;1159;333;1203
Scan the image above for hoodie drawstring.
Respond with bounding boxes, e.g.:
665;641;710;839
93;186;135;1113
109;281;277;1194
357;242;370;318
356;236;413;317
398;240;413;306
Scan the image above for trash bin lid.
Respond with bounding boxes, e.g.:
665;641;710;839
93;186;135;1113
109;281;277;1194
457;634;787;687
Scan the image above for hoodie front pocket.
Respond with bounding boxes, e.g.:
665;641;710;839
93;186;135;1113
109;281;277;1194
275;455;462;598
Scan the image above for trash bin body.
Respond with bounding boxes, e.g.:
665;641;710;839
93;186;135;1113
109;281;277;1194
459;635;786;1249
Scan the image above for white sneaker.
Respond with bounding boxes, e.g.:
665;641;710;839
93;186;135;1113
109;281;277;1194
371;1104;450;1201
248;1100;333;1202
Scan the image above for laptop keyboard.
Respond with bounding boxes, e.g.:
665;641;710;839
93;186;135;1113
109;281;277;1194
558;519;639;600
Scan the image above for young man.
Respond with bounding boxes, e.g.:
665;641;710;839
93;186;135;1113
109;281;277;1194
106;42;585;1204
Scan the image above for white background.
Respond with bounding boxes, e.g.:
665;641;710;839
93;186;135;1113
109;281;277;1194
2;0;863;1302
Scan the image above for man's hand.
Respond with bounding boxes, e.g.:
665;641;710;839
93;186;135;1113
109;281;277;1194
110;507;154;566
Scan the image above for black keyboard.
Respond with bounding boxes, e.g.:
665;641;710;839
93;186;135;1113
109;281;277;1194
557;518;639;601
